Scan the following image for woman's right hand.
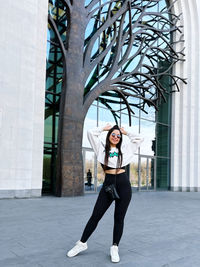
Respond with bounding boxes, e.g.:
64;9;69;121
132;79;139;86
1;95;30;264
103;123;112;131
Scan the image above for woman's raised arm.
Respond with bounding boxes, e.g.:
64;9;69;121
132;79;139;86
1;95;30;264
87;124;112;154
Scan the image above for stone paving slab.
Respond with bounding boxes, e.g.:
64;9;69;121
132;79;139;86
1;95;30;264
0;191;200;267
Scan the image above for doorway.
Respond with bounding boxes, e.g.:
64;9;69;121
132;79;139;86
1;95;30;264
138;155;156;191
82;147;109;193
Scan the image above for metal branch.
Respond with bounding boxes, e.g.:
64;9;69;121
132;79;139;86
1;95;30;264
84;23;117;80
84;1;128;70
161;0;178;13
123;92;158;110
82;0;186;116
113;88;132;126
98;98;119;124
48;14;67;60
105;10;127;77
85;0;99;13
59;0;72;11
87;0;113;20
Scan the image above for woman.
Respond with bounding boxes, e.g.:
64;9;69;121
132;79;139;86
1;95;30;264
67;124;144;263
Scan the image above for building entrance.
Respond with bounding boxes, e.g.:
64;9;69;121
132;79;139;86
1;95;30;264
138;155;156;191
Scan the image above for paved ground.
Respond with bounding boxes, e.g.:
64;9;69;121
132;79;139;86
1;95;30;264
1;191;200;267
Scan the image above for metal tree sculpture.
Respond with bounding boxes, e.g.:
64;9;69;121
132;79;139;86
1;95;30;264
48;0;186;196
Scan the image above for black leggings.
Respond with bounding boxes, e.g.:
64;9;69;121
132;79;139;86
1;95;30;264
80;172;132;245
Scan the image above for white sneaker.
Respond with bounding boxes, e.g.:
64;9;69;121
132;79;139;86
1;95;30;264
110;245;120;263
67;240;88;257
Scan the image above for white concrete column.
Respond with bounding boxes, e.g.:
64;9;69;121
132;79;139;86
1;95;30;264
0;0;48;198
171;0;200;191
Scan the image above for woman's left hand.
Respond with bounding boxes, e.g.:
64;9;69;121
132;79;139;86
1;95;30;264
120;127;127;135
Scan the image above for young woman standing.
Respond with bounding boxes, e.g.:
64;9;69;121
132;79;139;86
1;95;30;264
67;124;144;263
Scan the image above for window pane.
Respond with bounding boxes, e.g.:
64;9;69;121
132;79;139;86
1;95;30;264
140;106;155;121
156;158;170;189
98;106;118;126
156;123;170;157
156;94;171;125
130;161;139;188
97;162;104;190
84;151;95;191
140;119;156;156
44;114;52;143
42;154;52;193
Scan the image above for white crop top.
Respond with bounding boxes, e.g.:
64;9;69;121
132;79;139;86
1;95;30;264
87;126;144;168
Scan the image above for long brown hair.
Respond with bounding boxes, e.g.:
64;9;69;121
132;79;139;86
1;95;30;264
104;125;123;171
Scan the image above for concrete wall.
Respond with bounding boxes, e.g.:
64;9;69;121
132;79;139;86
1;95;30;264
171;0;200;191
0;0;48;198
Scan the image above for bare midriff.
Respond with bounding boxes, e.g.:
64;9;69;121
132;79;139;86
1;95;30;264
104;169;125;174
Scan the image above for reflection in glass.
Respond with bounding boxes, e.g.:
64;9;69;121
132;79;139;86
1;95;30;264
44;114;52;143
130;161;139;188
42;155;52;193
156;93;171;125
139;157;155;190
156;158;170;189
156;123;170;158
97;162;105;190
84;151;95;192
140;119;156;156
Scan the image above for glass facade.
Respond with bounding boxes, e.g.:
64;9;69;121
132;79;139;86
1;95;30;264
44;0;172;194
82;0;172;192
43;2;65;194
83;87;171;192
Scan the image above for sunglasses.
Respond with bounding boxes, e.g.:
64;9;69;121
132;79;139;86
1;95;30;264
111;133;121;139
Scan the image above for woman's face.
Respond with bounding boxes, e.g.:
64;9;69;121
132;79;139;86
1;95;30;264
109;129;121;147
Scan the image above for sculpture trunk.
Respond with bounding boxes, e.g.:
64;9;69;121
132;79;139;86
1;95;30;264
56;3;87;196
58;112;84;197
56;71;85;196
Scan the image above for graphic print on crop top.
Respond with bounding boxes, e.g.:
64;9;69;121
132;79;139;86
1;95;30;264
109;151;118;158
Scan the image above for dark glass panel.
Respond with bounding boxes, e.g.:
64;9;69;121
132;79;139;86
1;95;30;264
156;157;170;189
156;123;170;158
